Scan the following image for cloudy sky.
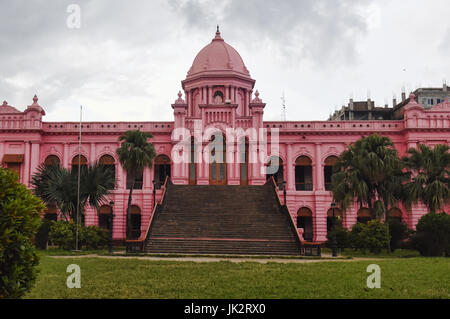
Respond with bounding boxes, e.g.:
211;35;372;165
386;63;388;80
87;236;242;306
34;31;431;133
0;0;449;122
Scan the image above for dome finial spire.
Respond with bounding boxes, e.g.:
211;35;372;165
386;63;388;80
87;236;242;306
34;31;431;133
213;24;223;41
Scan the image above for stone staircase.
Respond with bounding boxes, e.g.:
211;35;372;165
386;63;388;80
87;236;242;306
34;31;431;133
144;183;302;256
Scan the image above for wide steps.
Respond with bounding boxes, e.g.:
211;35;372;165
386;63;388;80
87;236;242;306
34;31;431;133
144;183;302;256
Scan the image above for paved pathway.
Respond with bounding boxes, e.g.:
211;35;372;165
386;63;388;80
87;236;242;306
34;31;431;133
50;254;382;264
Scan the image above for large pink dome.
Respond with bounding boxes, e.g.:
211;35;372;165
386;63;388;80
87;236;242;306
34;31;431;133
187;30;251;78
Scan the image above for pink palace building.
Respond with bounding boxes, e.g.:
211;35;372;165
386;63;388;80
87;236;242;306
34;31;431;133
1;29;449;252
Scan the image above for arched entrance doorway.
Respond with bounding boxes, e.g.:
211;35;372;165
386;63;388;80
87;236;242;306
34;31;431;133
154;155;171;189
99;155;116;189
128;205;141;239
357;208;372;224
297;207;313;241
295;156;313;191
98;204;112;230
44;155;60;166
324;156;338;191
209;133;227;185
388;207;403;222
72;154;87;172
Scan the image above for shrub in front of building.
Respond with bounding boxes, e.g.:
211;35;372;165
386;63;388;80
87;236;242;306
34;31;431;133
0;167;45;298
48;220;108;250
412;212;450;257
348;221;390;254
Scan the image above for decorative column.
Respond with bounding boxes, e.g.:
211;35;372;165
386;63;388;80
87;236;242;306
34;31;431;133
208;86;213;105
314;143;323;191
63;142;69;169
29;141;40;184
197;147;209;185
171;91;188;184
90;142;96;163
116;142;124;189
23;141;31;187
286;143;294;191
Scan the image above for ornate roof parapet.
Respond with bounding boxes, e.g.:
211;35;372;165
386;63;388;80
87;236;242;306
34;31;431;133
24;94;46;115
251;90;263;104
174;91;186;105
403;93;423;110
0;100;21;114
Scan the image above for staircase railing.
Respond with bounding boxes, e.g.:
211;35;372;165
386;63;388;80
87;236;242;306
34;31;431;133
267;176;322;256
266;176;305;254
125;176;171;253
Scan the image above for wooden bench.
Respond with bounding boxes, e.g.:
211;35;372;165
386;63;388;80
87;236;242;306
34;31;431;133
297;228;322;256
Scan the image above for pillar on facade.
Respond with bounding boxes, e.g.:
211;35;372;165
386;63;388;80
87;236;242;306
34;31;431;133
314;143;323;191
63;142;69;169
29;141;40;184
286;143;294;191
23;141;31;186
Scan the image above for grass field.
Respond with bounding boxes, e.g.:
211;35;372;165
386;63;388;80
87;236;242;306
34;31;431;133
25;252;449;299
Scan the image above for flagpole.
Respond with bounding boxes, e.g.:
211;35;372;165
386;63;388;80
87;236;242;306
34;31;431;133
75;105;82;251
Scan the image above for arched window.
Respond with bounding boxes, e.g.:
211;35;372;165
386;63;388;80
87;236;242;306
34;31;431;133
297;207;313;241
388;207;403;222
239;137;248;185
324;156;338;191
44;204;58;221
98;205;112;230
357;208;372;224
213;90;224;104
266;156;284;189
72;155;87;172
295;156;313;191
44;155;60;166
154;155;171;189
99;155;115;189
327;207;343;232
129;205;141;239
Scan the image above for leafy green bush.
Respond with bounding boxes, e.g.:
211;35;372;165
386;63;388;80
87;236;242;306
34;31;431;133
349;221;390;254
349;222;366;250
49;220;75;250
360;220;390;254
83;226;108;250
326;219;350;250
387;219;411;252
412;212;450;257
49;220;108;250
0;167;45;298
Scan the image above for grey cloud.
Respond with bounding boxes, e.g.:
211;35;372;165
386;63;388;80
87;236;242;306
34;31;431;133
0;0;178;112
169;0;374;67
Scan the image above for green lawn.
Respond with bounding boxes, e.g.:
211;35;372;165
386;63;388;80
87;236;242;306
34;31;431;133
25;254;449;299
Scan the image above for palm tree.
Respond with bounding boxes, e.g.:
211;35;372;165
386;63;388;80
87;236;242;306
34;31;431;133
116;130;156;239
403;144;450;214
332;134;405;220
331;134;407;252
31;162;115;223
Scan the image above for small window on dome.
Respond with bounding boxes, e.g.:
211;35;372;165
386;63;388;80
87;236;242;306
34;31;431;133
213;91;224;104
